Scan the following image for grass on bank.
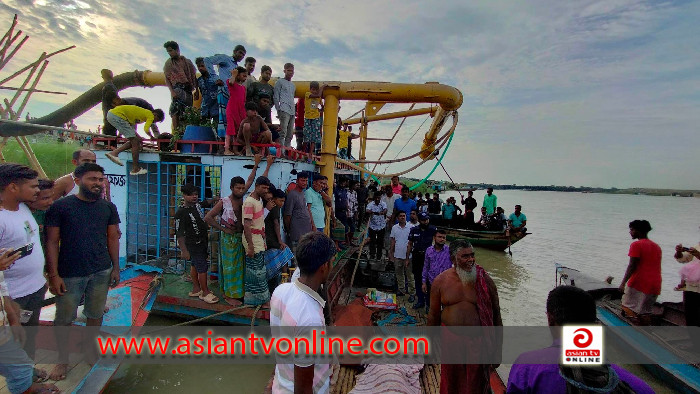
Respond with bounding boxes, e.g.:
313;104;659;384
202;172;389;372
2;137;76;179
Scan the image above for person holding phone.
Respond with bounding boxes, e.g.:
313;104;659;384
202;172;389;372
45;163;121;381
0;163;48;370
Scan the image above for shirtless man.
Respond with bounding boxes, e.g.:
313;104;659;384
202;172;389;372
237;101;272;156
52;149;111;201
427;239;502;394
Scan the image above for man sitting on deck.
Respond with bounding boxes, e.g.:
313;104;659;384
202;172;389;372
618;220;662;323
427;239;502;394
237;101;273;156
507;285;653;393
270;232;335;394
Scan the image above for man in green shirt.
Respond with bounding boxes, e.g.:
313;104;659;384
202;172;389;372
483;188;497;215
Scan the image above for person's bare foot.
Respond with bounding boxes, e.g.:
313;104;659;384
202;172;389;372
224;297;242;307
224;150;234;155
28;382;60;393
245;149;254;157
48;364;68;381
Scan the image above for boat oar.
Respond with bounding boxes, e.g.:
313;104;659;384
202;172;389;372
349;218;371;289
506;229;512;256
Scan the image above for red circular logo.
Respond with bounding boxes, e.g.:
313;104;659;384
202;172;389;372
573;328;593;348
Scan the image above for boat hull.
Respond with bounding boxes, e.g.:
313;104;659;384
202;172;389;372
439;226;528;251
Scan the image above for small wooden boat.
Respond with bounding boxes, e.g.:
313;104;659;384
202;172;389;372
556;264;700;394
440;227;528;251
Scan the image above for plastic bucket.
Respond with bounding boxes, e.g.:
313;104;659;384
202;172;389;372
180;125;216;153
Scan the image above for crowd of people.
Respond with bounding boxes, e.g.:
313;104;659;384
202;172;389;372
96;42;364;176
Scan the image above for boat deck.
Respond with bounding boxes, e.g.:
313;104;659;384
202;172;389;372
0;350;92;394
153;272;270;326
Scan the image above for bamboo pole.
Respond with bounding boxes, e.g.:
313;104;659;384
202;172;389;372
0;15;18;51
14;59;49;118
0;31;21;63
0;35;28;69
0;45;74;85
4;53;43;109
0;86;66;95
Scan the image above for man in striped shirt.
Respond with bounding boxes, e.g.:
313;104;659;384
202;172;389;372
270;232;335;393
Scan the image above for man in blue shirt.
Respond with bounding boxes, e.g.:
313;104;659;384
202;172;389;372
391;185;417;224
204;45;246;137
508;204;527;234
195;57;219;125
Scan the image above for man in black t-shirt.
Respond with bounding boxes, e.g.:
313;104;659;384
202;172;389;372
174;184;216;304
407;212;437;310
45;163;120;381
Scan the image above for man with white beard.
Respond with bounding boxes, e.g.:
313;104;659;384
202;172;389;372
427;239;502;394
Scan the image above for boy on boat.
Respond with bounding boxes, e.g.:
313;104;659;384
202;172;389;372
237;101;273;156
175;183;217;304
224;66;248;155
303;81;324;158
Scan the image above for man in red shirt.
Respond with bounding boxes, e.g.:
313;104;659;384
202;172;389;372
619;219;662;322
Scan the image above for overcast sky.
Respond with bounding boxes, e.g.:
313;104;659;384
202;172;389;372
2;0;698;189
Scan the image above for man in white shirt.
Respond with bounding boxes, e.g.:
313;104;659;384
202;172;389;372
390;212;415;302
270;232;335;394
381;185;400;256
0;164;47;364
365;193;388;261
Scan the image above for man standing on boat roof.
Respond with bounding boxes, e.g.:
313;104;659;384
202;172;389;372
195;57;219;126
407;212;437;310
427;239;502;394
461;190;477;228
618;220;662;323
507;285;653;393
483;188;497;215
273;63;296;148
163;41;198;132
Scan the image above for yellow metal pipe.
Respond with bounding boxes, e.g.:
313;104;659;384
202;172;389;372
343;106;437;125
320;91;340;235
142;72;462;111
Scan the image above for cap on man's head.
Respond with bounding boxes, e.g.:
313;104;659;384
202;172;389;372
255;176;271;187
418;212;430;221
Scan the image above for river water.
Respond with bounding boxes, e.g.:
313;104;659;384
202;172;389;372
105;190;700;393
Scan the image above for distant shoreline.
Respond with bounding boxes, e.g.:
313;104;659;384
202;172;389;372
448;184;699;197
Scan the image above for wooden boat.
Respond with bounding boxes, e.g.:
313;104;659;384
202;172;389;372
427;216;529;251
0;265;162;394
556;264;700;394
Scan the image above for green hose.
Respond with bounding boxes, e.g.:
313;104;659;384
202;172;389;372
409;131;454;191
365;131;455;191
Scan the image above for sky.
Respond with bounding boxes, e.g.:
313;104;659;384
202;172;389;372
1;0;698;189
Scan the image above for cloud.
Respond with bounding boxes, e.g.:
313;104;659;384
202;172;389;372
2;0;699;188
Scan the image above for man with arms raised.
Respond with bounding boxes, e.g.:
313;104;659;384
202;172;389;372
53;149;111;201
45;163;121;381
270;232;335;394
427;240;502;394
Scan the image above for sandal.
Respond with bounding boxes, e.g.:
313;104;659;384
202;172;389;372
199;293;219;304
188;290;203;297
105;153;123;166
